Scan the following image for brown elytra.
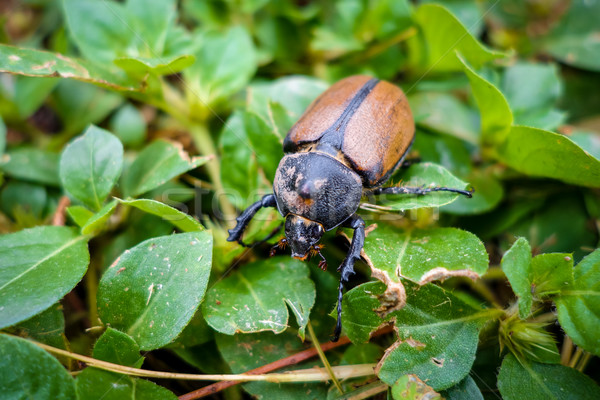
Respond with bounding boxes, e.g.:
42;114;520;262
283;75;415;187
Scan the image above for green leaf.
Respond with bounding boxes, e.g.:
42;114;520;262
81;200;118;235
118;198;203;232
14;76;58;118
6;303;66;349
500;62;565;130
125;0;177;56
556;249;600;356
202;257;315;339
501;237;533;319
391;374;441;400
240;111;284;183
216;330;327;399
362;225;488;286
97;231;212;350
367;163;470;211
0;44;141;91
440;376;483;400
76;368;177;400
168;309;213;349
342;282;490;390
219;112;260;209
185;26;257;105
0;226;89;329
93;327;143;367
412;130;472;178
0;334;76;399
498;353;600;400
498;126;600;188
0;117;5;156
459;55;513;145
122;139;210;198
531;253;574;298
409;92;479;144
114;54;195;76
412;4;504;73
59;125;124;211
53;80;123;136
109;104;147;147
542;0;600;72
66;205;94;228
1;147;60;186
442;169;504;215
0;181;47;219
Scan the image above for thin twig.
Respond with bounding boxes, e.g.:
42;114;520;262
308;321;344;394
52;196;70;226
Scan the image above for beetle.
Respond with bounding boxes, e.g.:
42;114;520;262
227;75;472;341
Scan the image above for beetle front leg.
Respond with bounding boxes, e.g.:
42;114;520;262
333;214;365;342
227;194;277;247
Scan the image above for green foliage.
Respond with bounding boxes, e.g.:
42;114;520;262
0;0;599;398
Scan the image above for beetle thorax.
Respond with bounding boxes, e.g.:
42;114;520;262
273;152;363;231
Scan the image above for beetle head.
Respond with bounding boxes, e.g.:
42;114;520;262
285;214;324;260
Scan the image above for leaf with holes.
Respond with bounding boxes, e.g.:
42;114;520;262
0;226;89;329
202;257;315;339
97;231;212;350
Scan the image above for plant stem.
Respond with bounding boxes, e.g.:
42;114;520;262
560;336;573;366
308;321;344;395
568;346;583;368
15;335;376;383
576;352;592;373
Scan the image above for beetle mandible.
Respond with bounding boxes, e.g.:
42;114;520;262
227;75;472;341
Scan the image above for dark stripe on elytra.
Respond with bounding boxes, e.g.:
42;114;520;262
317;78;380;150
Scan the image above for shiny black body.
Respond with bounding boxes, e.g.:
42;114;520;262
227;77;472;341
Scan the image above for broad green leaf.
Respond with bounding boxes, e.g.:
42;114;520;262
542;0;600;72
412;4;504;73
0;226;89;329
122;139;210;197
216;330;327;399
442;169;504;215
459;55;513;145
98;231;212;350
409;92;479;144
0;334;76;399
93;328;143;368
500;62;565;130
240;111;284;183
168;309;213;349
60;125;123;211
185;26;257;105
498;353;600;400
81;200;118;235
391;374;441;400
342;282;490;390
340;343;384;365
247;76;328;124
498;126;600;188
412;130;472;178
419;0;483;36
6;303;66;349
0;181;47;219
118;198;203;232
125;0;177;56
0;147;60;186
556;249;600;355
366;163;470;211
76;368;177;400
114;54;195;76
14;76;58;118
219;112;260;209
202;257;315;339
531;253;574;297
441;376;484;400
0;44;141;91
53;80;123;137
109;104;146;147
362;225;488;286
66;206;94;228
501;237;533;319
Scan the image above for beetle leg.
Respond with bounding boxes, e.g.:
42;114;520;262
332;214;365;342
227;194;278;247
312;245;327;271
373;185;474;198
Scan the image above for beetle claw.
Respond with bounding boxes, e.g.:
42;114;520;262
270;238;287;257
318;259;327;271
